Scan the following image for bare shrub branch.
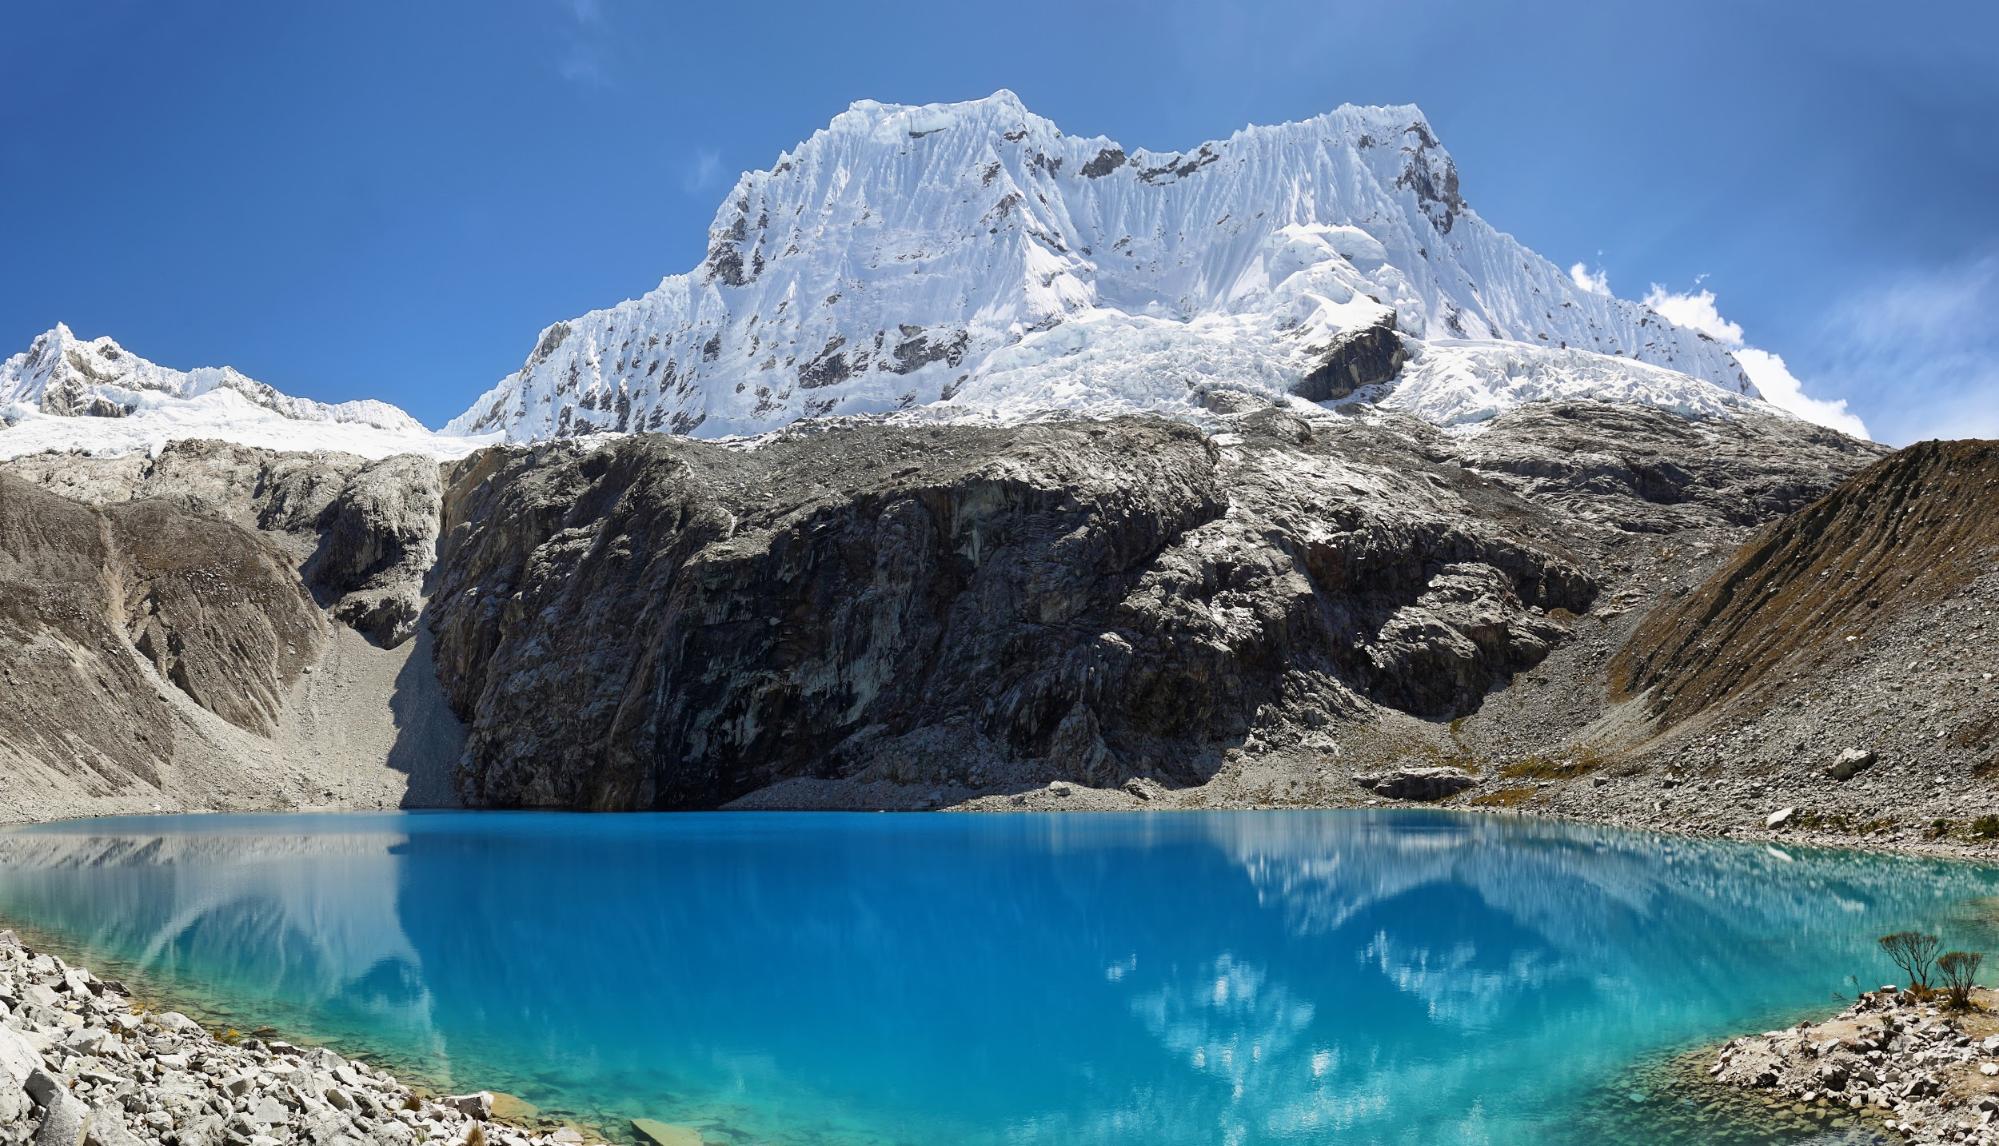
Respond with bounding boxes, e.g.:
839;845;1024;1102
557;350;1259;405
1880;931;1942;992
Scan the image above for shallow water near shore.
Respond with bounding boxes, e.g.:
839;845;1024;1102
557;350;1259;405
0;810;1993;1145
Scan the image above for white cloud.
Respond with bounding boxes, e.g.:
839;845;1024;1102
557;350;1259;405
681;149;723;195
1641;285;1744;346
1640;280;1870;439
1732;347;1870;439
1568;262;1611;296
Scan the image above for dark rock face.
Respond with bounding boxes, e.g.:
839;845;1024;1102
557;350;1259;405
303;454;443;646
427;414;1601;809
0;404;1885;821
1292;315;1407;402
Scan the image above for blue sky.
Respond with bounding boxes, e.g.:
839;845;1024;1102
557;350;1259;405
4;0;1994;442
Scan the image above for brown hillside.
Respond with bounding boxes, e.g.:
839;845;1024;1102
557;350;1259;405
1613;439;1999;728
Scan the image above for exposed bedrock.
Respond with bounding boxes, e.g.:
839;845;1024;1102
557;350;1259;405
5;440;443;648
1291;313;1408;402
428;413;1602;809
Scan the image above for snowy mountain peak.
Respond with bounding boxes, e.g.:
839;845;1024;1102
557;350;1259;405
449;94;1761;441
5;325;422;432
0;326;480;460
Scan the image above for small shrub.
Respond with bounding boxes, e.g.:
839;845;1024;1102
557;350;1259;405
1971;815;1999;839
464;1127;488;1146
1468;786;1536;808
1880;931;1942;992
1939;950;1984;1011
218;1028;241;1045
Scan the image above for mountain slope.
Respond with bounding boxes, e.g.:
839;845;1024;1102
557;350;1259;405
1612;439;1999;756
0;325;479;460
449;92;1764;442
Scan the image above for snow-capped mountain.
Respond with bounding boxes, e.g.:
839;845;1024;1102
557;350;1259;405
450;91;1761;440
0;324;479;459
3;93;1787;463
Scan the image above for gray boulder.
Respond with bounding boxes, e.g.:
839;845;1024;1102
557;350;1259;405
32;1092;86;1146
1354;767;1478;801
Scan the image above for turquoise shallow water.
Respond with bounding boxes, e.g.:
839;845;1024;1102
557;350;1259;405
0;811;1993;1145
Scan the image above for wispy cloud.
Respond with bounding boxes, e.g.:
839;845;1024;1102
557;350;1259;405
555;0;611;88
1812;255;1999;445
1633;277;1869;438
680;148;723;196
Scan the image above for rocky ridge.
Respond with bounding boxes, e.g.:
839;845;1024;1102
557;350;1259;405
424;402;1866;811
3;400;1991;856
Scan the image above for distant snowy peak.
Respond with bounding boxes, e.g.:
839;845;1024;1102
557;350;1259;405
4;324;420;431
449;91;1760;441
0;325;480;460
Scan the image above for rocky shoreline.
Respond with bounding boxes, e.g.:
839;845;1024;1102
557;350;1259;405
1709;987;1999;1144
0;929;612;1146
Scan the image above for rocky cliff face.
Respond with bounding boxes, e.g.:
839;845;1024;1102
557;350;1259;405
0;406;1946;833
421;404;1868;810
0;473;322;793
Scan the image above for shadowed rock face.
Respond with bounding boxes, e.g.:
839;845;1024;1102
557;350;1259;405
1292;315;1407;402
427;414;1603;809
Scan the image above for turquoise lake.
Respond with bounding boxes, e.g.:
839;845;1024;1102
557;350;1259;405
0;811;1994;1145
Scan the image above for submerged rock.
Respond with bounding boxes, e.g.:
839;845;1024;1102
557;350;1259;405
631;1119;704;1146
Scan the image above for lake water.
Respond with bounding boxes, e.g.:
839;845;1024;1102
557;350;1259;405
0;811;1993;1145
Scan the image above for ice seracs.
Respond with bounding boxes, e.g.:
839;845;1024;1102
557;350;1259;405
0;324;483;460
449;91;1767;442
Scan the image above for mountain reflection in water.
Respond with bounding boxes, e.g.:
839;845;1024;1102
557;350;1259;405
0;811;1991;1146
